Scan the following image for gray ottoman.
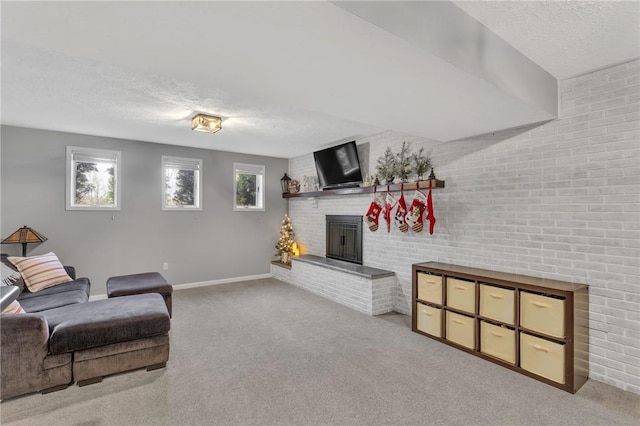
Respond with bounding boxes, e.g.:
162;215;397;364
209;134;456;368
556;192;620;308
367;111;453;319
107;272;173;317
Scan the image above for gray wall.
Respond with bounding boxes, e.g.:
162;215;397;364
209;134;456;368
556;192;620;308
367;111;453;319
0;125;288;295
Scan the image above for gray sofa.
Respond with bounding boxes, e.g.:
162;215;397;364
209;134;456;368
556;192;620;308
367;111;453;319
1;266;170;400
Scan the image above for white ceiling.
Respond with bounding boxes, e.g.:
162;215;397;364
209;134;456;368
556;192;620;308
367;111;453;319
1;1;638;159
454;0;640;79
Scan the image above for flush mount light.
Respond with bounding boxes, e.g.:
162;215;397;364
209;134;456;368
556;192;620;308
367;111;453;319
191;113;222;133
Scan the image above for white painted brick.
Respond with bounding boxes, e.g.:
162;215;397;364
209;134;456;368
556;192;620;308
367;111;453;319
286;59;640;394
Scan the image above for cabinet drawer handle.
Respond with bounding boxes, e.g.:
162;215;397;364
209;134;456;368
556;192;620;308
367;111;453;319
490;331;504;337
455;285;467;290
421;310;432;316
489;293;504;299
532;301;552;308
532;343;551;353
452;319;465;324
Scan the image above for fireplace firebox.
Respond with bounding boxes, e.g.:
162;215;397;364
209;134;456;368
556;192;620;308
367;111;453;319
326;215;363;265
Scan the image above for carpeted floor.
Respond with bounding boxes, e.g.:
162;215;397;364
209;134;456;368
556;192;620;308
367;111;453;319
1;278;639;425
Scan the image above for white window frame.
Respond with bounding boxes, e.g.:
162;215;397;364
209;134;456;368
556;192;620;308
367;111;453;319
66;146;121;211
233;163;265;212
162;155;203;211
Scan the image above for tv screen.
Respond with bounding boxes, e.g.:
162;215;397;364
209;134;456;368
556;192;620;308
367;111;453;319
313;141;363;190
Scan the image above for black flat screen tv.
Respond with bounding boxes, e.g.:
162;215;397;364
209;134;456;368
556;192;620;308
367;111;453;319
313;141;363;190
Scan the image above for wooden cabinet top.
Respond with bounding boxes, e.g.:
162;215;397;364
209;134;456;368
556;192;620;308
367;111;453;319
414;262;588;293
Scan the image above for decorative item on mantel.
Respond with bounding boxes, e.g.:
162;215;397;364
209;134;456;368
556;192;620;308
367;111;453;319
300;175;318;192
280;173;291;195
412;147;432;182
275;214;297;264
376;147;397;185
288;179;300;194
396;142;412;182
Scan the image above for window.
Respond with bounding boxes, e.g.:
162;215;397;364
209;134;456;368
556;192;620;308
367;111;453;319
66;146;121;210
162;156;203;210
234;163;265;211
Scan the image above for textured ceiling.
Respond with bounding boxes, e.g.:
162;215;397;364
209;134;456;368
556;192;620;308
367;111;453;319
2;1;638;158
454;0;640;79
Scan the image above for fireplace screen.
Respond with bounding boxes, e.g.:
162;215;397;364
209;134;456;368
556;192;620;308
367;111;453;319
326;215;363;265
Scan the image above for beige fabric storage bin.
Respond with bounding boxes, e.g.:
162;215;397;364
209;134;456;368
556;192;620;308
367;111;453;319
417;273;443;304
520;333;566;384
480;321;515;364
446;277;476;314
479;284;515;325
446;311;475;349
416;303;442;337
520;292;565;338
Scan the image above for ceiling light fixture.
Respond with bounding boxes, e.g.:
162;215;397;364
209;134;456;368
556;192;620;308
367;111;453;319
191;113;222;134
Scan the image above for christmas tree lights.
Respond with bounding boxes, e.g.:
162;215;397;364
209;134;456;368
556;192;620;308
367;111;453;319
275;214;296;264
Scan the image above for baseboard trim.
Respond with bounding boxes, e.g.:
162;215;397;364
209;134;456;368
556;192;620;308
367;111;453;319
89;294;108;301
88;273;273;301
172;273;273;291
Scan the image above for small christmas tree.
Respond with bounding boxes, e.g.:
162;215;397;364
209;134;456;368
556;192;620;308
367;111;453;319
275;214;296;264
376;147;397;184
412;147;432;182
396;141;412;182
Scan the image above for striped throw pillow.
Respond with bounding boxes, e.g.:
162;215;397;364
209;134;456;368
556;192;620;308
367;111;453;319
7;252;72;292
2;300;25;314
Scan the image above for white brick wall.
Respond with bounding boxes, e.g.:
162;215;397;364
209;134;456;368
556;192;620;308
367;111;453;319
286;260;397;316
287;59;640;394
270;262;291;283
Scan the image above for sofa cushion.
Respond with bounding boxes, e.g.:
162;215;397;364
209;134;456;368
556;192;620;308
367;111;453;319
42;293;170;355
18;277;91;300
18;289;89;313
8;252;72;292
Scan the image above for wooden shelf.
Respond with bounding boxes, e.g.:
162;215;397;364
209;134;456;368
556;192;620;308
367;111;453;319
412;262;589;394
283;179;445;199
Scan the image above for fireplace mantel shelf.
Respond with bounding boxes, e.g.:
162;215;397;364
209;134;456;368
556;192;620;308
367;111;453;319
282;179;445;199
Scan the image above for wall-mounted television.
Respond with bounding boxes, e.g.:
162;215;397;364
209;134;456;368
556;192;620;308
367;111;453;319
313;141;363;190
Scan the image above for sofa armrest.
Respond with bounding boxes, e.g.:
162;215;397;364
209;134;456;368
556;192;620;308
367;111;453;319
1;313;50;357
1;314;51;399
63;266;76;280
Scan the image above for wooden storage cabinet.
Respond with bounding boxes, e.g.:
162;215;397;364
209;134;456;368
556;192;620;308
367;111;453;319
412;262;589;393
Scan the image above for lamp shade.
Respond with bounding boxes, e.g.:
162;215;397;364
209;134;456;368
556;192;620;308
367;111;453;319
1;226;47;256
280;173;291;195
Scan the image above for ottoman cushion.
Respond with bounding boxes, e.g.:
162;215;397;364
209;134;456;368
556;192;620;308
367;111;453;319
107;272;172;297
41;293;170;355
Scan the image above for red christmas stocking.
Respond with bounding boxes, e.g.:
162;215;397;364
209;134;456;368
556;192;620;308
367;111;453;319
406;190;426;232
364;196;383;232
384;192;397;233
426;183;436;235
394;187;409;233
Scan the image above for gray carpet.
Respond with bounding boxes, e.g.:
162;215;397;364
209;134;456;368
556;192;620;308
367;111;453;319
1;278;639;425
